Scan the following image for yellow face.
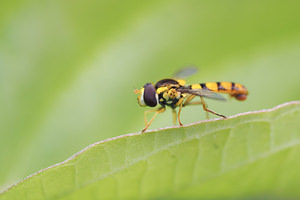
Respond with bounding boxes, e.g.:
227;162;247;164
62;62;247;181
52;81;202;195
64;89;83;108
134;88;146;107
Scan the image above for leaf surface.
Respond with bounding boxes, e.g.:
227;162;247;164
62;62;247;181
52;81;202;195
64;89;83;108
1;101;300;200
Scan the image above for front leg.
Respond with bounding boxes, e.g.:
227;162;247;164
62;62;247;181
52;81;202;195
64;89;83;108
142;107;166;132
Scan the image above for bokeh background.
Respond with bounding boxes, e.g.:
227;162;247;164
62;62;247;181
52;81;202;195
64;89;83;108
1;0;300;191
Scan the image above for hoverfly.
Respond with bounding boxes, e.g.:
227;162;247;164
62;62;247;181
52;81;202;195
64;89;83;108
134;67;248;132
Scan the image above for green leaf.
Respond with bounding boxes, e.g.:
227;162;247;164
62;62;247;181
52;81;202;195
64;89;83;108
1;101;300;200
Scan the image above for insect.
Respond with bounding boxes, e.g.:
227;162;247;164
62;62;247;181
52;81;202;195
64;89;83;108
134;68;248;132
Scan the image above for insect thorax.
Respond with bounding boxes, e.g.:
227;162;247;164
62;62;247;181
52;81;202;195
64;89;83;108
157;87;182;109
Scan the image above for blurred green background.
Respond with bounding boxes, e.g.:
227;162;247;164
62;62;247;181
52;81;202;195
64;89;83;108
1;0;300;191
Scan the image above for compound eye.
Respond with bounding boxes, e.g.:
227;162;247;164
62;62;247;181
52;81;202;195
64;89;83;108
143;83;158;107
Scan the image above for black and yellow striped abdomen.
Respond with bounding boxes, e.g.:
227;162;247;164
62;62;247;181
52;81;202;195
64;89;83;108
189;82;248;101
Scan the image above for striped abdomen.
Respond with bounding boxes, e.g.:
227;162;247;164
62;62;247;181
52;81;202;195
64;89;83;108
189;82;248;101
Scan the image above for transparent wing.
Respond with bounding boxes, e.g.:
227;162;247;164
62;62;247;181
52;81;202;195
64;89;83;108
178;88;227;101
173;67;198;79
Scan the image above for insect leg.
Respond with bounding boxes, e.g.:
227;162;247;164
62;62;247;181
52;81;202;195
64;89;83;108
200;96;226;119
182;96;208;119
176;98;185;126
172;109;177;125
144;108;160;126
177;103;183;126
182;95;202;106
142;107;166;132
183;100;209;118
